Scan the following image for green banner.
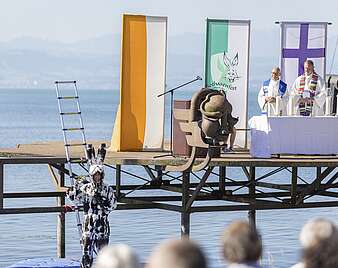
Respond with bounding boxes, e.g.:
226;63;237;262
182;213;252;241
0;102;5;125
204;19;250;148
205;19;229;89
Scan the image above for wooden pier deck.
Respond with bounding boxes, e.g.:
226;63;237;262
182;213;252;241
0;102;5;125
1;140;338;167
1;140;338;257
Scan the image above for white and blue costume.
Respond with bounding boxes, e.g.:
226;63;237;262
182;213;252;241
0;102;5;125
258;79;287;115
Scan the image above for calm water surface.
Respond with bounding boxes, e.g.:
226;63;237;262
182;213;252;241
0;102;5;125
0;88;337;268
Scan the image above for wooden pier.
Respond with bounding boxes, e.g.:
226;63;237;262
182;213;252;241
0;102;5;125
1;141;338;257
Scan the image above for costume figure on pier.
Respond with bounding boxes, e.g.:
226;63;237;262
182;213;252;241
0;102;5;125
289;60;326;116
258;67;287;116
67;144;117;268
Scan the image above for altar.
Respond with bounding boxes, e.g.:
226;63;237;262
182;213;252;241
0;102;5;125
249;116;338;158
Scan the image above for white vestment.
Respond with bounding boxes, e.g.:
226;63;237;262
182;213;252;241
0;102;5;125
288;73;327;116
258;79;287;116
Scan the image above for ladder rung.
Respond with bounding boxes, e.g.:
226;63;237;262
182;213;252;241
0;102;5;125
74;175;89;179
60;112;81;115
74;175;89;180
58;96;78;100
65;143;86;147
63;127;84;131
55;81;76;84
68;158;87;163
70;175;89;181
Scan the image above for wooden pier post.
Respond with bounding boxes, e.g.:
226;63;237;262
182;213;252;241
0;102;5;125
181;171;190;237
291;167;298;204
248;166;256;229
315;167;321;189
57;164;65;258
155;165;163;182
116;164;121;198
219;166;226;195
0;163;3;210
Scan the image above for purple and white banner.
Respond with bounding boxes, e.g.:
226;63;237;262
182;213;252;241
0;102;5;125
280;22;328;88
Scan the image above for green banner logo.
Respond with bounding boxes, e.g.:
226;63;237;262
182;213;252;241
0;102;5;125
210;51;240;91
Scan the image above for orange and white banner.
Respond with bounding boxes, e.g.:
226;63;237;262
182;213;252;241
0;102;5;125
110;14;167;151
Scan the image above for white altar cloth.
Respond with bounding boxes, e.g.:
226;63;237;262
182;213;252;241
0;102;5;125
249;116;338;158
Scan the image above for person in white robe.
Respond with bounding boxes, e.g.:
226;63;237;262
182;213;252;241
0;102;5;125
288;60;326;116
258;67;288;116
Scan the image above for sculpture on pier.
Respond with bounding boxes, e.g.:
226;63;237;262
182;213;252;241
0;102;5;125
199;89;238;145
166;88;238;172
67;144;117;268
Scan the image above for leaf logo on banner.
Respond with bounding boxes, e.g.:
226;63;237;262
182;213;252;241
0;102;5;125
210;51;240;91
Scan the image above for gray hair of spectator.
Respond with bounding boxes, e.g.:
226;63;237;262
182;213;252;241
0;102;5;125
221;220;262;264
93;244;140;268
300;219;338;268
146;238;207;268
300;218;337;249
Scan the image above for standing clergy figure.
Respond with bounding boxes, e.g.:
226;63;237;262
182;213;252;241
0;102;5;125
289;60;326;116
258;67;288;116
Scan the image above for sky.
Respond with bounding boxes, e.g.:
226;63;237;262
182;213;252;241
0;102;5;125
1;0;338;42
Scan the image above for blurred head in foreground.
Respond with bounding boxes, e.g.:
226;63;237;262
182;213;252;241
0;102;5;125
221;220;262;266
300;218;336;248
146;238;207;268
299;218;338;268
93;244;140;268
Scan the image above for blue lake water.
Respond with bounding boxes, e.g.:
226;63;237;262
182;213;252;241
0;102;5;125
0;88;338;268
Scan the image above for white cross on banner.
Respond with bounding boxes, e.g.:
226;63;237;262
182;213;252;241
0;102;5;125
280;22;328;88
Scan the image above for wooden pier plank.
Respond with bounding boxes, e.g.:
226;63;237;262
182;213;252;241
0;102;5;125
1;140;338;167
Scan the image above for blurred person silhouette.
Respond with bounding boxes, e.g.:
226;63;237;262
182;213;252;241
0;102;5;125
146;238;207;268
291;218;338;268
93;244;140;268
221;220;262;268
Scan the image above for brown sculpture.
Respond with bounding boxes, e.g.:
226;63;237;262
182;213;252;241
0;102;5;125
166;88;238;172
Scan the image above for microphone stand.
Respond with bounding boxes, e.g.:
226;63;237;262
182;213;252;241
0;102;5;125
154;76;202;159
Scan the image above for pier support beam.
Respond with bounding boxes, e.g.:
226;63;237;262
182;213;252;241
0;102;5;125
181;171;190;237
57;164;65;258
315;167;321;189
116;164;121;198
155;165;163;183
248;166;256;229
219;166;226;195
0;163;3;210
291;167;298;204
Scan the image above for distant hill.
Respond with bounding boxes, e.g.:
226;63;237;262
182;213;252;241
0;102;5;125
1;29;337;89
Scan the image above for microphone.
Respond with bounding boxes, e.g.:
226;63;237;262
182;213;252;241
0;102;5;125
196;76;202;81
